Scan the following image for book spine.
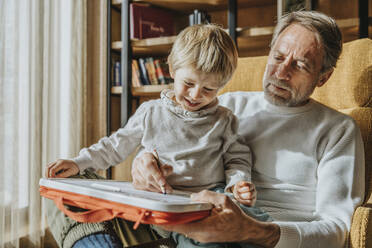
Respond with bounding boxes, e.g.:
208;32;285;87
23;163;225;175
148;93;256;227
138;58;151;85
114;61;121;86
193;9;198;25
131;60;142;87
189;13;194;26
154;59;166;85
129;4;136;39
146;57;159;85
159;58;172;84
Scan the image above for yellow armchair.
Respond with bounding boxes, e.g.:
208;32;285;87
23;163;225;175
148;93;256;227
220;38;372;248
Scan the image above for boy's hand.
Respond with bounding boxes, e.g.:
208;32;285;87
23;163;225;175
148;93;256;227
233;180;257;206
45;159;80;178
132;152;173;194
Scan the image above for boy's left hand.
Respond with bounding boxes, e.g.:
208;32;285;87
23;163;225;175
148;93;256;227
232;180;257;206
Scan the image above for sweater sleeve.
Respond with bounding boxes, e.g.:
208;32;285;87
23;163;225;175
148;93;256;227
274;119;365;248
73;102;149;173
223;113;252;191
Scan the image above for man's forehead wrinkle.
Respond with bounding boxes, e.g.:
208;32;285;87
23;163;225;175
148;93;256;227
275;40;318;69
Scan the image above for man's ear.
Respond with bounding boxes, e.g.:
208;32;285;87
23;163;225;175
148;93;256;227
316;69;333;87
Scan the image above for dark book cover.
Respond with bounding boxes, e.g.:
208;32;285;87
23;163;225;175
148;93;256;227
130;3;175;39
113;61;121;86
159;58;172;84
138;58;151;85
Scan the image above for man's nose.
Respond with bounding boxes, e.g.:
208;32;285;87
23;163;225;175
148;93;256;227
275;61;291;81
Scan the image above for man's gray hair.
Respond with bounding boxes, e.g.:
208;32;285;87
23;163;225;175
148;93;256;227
271;11;342;73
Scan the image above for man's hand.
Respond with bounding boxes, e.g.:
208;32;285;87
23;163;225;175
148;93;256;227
233;181;257;206
160;190;280;247
45;159;80;178
131;152;173;193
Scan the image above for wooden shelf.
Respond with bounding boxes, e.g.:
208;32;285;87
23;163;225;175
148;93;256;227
236;17;359;38
112;0;122;6
111;0;275;12
112;17;360;58
132;36;177;46
111;84;174;97
112;36;176;56
112;41;122;51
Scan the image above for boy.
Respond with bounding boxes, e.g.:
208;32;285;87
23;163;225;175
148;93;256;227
46;24;270;247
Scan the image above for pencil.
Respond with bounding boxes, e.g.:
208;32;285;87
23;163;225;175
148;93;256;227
152;149;167;194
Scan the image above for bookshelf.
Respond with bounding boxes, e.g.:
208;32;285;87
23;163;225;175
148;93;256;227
107;0;369;179
108;0;246;128
107;0;244;180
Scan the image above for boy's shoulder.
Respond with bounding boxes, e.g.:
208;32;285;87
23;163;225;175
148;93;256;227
216;104;234;115
216;104;238;122
138;98;162;110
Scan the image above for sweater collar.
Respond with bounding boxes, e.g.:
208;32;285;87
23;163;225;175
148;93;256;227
161;89;219;118
263;96;316;115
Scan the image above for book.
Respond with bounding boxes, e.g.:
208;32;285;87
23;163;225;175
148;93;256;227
131;60;142;87
154;59;166;85
130;3;175;40
138;58;151;85
159;58;172;84
40;178;211;210
189;9;211;26
145;57;159;85
113;61;121;86
39;178;212;226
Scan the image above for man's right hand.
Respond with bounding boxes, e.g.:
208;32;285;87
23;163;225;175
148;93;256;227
160;190;280;247
45;159;80;178
131;152;173;193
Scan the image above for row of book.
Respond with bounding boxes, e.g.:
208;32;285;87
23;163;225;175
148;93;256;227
111;57;172;87
132;57;172;87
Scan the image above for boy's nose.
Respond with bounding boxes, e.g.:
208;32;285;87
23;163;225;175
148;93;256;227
190;87;202;100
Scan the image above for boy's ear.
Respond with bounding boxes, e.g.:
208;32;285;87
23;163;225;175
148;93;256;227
316;69;333;88
169;64;174;78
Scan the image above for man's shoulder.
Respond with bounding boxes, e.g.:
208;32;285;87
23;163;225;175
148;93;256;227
218;91;263;103
312;100;357;123
218;91;264;116
311;100;360;134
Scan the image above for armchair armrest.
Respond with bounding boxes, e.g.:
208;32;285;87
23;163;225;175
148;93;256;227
350;204;372;248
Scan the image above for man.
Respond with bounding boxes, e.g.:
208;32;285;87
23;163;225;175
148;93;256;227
131;11;365;247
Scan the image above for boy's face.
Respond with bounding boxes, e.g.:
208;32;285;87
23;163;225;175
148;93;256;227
172;66;221;112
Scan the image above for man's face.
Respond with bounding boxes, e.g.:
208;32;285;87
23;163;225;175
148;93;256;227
263;24;326;107
172;66;220;112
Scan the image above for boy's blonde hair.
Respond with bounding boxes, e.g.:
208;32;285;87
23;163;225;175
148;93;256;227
168;24;238;86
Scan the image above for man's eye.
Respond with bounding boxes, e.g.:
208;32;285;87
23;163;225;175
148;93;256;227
295;62;308;71
184;81;193;87
274;56;284;62
203;88;214;92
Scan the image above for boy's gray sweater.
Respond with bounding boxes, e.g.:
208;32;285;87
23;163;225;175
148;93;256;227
73;90;251;192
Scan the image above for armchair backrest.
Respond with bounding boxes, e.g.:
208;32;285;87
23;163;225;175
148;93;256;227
220;38;372;204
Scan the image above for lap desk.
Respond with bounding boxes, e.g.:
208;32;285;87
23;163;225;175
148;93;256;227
39;178;212;229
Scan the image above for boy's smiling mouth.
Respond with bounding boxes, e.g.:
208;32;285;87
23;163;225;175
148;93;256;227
184;98;201;107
